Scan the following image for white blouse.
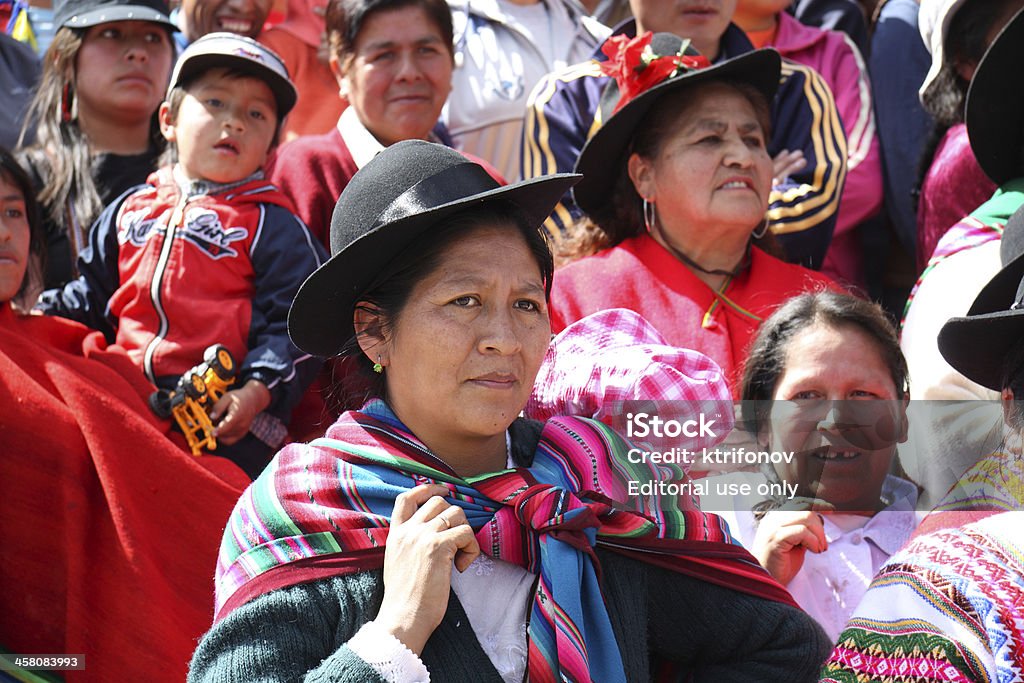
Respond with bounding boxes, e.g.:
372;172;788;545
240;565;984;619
349;447;536;682
712;472;921;642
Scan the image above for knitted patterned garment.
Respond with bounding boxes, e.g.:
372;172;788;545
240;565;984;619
935;450;1024;513
820;511;1024;683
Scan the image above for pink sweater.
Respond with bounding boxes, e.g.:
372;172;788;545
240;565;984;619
916;124;997;269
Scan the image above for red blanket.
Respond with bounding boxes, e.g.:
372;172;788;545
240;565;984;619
0;306;249;681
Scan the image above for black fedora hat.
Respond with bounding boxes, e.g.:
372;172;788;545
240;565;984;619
966;6;1024;185
54;0;174;30
938;204;1024;390
288;140;580;358
572;32;781;217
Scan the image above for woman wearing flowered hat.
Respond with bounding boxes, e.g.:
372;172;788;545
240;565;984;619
188;139;830;681
551;33;837;396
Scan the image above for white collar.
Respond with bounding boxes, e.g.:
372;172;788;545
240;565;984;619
337;107;385;170
822;475;921;555
337;107;445;169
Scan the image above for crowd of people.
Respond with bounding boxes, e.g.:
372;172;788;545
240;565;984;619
3;0;1024;679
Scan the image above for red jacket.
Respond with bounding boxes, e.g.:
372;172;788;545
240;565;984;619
40;167;327;419
550;234;838;394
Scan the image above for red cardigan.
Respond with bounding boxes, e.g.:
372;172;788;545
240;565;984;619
269;127;508;252
551;234;838;394
269;127;358;249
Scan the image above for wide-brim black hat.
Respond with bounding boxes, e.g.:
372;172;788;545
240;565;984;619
55;0;174;30
938;203;1024;390
289;140;580;357
966;6;1024;185
573;34;781;217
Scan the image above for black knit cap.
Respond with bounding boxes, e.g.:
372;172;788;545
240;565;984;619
288;140;579;358
54;0;174;29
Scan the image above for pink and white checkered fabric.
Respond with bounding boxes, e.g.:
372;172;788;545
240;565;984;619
525;308;733;456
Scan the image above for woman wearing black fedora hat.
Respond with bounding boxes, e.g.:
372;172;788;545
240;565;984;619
934;202;1024;513
15;0;175;299
900;4;1024;505
819;204;1024;682
549;33;837;397
188;139;830;682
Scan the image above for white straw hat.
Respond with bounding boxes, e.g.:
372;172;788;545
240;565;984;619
918;0;970;104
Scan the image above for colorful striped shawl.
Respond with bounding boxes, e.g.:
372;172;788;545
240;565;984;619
901;179;1024;328
214;400;793;680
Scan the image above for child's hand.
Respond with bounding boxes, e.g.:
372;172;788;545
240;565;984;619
210;380;272;445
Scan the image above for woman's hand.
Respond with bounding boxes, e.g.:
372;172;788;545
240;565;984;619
752;498;833;586
211;379;271;445
375;484;481;655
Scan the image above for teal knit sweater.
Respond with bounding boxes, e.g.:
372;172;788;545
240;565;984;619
189;551;830;682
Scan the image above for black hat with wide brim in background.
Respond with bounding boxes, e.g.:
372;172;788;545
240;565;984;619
966;5;1024;186
288;140;580;358
938;203;1024;390
54;0;175;30
572;33;781;217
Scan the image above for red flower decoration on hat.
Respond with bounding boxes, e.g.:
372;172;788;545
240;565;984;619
598;32;711;114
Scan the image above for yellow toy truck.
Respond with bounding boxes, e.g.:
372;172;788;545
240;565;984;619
149;345;237;456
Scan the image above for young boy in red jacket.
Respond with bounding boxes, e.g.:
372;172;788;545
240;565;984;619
39;33;327;478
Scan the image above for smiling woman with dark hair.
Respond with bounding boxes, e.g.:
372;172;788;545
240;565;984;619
705;290;919;643
188;140;831;682
820;204;1024;683
268;0;469;248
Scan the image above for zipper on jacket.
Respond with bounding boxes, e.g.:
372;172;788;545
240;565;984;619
141;194;188;384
